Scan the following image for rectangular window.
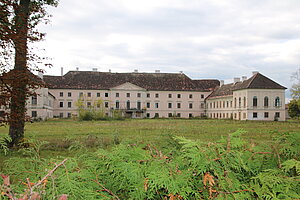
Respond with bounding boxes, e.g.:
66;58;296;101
32;111;37;118
68;92;72;97
32;95;37;105
155;93;159;98
137;102;141;110
116;101;119;109
127;93;130;97
146;113;150;118
177;113;181;117
147;93;150;98
189;103;193;109
116;93;119;97
155;103;159;108
105;102;109;108
105;93;109;97
59;102;64;108
275;112;280;118
87;92;91;97
59;113;63;118
168;103;172;108
189;113;193;118
79;92;83;97
97;93;100;97
168;113;173;117
87;102;91;107
59;92;63;97
67;113;71;118
168;94;172;98
177;94;181;98
68;102;72;108
264;112;269;118
177;103;181;109
137;93;141;98
189;94;193;98
146;102;150;108
201;103;204;109
253;112;258;118
201;94;204;99
154;113;159;118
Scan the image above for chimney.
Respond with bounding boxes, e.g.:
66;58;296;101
38;71;44;79
242;76;247;81
179;71;183;74
76;67;79;71
134;69;138;73
220;80;224;86
155;70;160;73
92;68;97;72
109;69;111;73
61;67;63;76
233;77;240;83
252;71;259;75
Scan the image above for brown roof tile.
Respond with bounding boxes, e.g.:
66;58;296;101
43;71;220;91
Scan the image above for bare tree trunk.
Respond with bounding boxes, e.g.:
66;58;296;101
9;0;30;146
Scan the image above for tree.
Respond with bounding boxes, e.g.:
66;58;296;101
288;99;300;118
0;0;58;146
290;68;300;99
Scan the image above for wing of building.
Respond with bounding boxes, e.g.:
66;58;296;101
1;70;286;121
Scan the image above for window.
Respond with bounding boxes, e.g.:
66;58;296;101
32;95;37;105
189;113;193;118
155;93;159;98
79;92;83;97
146;113;150;118
147;93;150;98
59;92;63;97
67;113;71;118
97;103;101;108
253;112;258;118
168;103;172;108
189;103;193;109
201;94;204;99
105;102;109;108
168;113;173;117
275;112;280;118
127;93;130;97
137;93;141;98
243;97;246;108
68;102;72;108
155;103;159;108
177;113;181;117
264;96;268;107
227;101;229;108
168;94;172;98
116;93;119;97
189;94;193;98
87;92;91;97
59;113;63;118
275;97;280;107
253;96;258;107
264;112;269;118
59;102;64;108
243;113;246;119
116;101;119;109
223;101;225;108
127;101;130;109
87;102;91;107
239;97;241;108
137;101;141;110
177;94;181;98
97;93;100;97
201;103;204;109
177;103;181;108
146;102;150;108
68;92;72;97
105;93;109;97
32;111;37;118
234;98;237;108
154;113;159;118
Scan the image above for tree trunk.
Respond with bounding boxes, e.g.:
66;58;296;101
9;0;30;146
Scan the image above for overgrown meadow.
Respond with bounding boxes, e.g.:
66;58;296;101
0;119;299;199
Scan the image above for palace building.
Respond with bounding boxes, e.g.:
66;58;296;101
3;70;286;121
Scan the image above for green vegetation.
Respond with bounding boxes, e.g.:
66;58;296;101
0;119;299;199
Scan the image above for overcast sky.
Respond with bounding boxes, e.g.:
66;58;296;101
36;0;300;97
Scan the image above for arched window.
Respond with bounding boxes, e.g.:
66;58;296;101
264;96;269;107
238;97;241;108
253;96;257;107
243;97;246;107
234;98;237;108
275;97;280;107
126;100;130;109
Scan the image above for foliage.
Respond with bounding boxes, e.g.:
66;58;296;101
288;99;300;118
290;68;300;99
0;130;299;199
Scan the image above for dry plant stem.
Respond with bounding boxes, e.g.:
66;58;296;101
94;175;120;200
28;158;68;199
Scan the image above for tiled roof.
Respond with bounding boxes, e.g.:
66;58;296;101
43;71;220;91
208;73;286;99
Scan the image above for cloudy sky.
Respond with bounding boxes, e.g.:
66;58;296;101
36;0;300;97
